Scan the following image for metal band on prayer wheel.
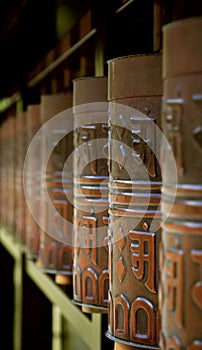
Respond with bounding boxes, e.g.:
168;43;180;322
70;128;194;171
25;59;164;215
72;76;109;313
106;54;162;348
38;93;73;284
25;105;41;258
161;17;202;348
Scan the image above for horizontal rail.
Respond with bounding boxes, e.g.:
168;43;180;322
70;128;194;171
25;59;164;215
0;225;22;260
116;0;134;14
27;28;97;88
0;92;21;114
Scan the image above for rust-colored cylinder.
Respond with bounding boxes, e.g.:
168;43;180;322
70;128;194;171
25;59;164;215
161;17;202;348
15;111;27;243
7;116;16;232
106;54;162;348
0;119;8;225
38;93;73;284
25;104;41;258
3;118;10;228
72;76;109;313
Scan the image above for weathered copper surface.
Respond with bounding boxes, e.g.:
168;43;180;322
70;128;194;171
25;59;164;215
72;76;109;313
106;54;162;347
15;111;27;243
7;117;16;232
38;93;73;280
0;117;16;231
25;104;41;258
0;119;9;226
160;17;202;348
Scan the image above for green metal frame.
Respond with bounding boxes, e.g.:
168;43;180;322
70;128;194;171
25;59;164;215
0;225;104;350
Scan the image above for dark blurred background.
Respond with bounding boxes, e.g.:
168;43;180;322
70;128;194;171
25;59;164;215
0;0;91;99
0;0;202;100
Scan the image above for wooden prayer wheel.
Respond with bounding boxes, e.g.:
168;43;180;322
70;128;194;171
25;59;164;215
160;17;202;348
72;76;109;313
25;104;41;258
106;54;162;348
15;111;27;243
38;93;73;285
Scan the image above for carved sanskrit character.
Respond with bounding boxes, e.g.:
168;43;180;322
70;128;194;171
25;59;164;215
130;116;157;178
164;98;184;176
130;230;156;293
80;215;97;266
165;250;184;328
77;125;97;175
191;249;202;310
130;297;155;343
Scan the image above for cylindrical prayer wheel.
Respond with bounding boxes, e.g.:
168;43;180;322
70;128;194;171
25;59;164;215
0;119;8;225
161;17;202;348
4;118;10;228
106;54;162;348
72;76;109;313
15;111;27;243
25;104;41;258
7;117;16;232
38;93;73;285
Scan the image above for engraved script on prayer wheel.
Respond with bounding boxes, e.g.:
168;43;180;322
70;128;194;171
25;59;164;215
72;77;109;313
106;54;162;348
160;17;202;348
38;93;73;283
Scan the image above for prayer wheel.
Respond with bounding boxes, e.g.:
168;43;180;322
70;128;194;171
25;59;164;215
0;119;8;225
160;17;202;348
15;111;27;243
7;117;16;232
72;76;109;313
38;93;73;285
106;54;162;348
25;104;41;258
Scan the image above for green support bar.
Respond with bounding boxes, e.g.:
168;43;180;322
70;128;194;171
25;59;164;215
13;253;23;350
0;225;104;350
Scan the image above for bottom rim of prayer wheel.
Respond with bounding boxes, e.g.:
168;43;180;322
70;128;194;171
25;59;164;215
106;331;160;350
72;299;108;314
